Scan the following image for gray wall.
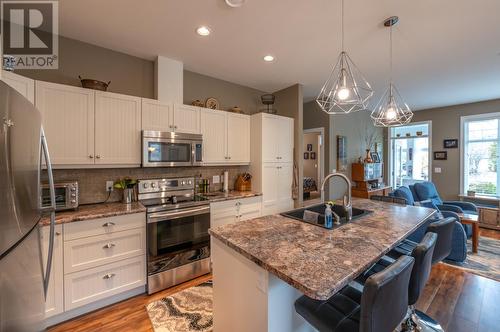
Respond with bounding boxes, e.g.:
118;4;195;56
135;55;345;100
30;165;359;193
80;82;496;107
412;98;500;200
329;111;384;200
18;36;155;98
274;84;304;207
184;70;266;114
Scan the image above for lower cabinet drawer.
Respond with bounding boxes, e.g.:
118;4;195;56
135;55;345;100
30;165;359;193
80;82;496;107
64;255;146;311
64;227;146;273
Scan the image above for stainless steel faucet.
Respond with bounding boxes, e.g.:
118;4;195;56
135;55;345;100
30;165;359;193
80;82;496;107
320;172;353;221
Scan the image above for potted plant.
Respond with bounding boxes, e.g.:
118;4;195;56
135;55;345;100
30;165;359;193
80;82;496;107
114;177;137;204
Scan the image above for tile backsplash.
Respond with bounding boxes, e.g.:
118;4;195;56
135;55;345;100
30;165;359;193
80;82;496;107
52;166;249;204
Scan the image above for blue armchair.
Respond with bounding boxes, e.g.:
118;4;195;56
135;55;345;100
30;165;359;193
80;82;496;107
390;186;468;262
412;181;478;215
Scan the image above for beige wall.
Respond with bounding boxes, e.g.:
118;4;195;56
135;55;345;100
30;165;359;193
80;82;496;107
274;84;304;207
303;132;319;182
184;70;266;114
18;36;155;98
411;98;500;200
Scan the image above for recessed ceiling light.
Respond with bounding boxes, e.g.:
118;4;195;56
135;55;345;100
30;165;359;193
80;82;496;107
263;55;275;62
196;26;211;36
225;0;246;7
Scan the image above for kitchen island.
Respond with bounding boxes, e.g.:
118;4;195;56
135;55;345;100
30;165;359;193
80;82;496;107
209;198;436;332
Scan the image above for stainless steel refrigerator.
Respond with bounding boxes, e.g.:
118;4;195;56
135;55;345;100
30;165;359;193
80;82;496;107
0;81;56;332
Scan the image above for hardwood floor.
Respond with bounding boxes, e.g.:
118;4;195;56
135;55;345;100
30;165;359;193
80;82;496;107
49;230;500;332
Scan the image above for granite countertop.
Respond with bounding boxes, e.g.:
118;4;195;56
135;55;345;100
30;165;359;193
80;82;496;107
40;202;146;226
209;197;436;300
200;190;262;203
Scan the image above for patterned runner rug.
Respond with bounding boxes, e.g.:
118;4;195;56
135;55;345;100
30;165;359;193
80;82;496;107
146;281;213;332
445;236;500;282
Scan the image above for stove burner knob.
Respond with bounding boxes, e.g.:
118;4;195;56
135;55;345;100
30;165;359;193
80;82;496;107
188;180;192;185
143;183;149;189
171;196;177;204
151;183;156;188
181;180;185;186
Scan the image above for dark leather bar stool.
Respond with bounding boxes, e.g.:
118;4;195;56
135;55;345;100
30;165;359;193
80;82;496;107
387;218;455;332
388;217;454;262
356;233;438;332
295;255;415;332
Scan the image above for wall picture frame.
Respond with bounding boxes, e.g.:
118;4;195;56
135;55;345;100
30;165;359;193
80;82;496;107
304;152;309;160
310;152;316;160
443;139;458;149
306;144;313;151
434;151;447;160
370;152;380;163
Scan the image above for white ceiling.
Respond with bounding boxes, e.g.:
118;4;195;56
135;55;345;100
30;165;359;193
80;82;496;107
58;0;500;110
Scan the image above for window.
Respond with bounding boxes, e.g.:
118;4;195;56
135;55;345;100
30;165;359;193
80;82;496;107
462;113;500;196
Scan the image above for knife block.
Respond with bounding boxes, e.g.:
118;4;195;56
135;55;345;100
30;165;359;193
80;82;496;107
235;175;252;191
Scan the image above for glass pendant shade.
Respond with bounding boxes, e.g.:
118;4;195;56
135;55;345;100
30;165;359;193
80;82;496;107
371;83;413;127
316;51;374;114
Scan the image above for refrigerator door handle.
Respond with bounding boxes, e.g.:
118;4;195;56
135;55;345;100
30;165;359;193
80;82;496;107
40;127;56;298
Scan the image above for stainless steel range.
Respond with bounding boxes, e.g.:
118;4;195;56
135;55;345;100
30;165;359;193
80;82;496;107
138;177;211;294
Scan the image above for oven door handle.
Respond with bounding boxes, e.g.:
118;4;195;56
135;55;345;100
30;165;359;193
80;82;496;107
147;206;210;223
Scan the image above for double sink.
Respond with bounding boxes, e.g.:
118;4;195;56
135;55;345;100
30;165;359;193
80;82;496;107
281;203;371;229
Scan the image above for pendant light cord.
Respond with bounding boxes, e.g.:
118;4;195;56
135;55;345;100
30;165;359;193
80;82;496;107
390;22;393;85
341;0;344;52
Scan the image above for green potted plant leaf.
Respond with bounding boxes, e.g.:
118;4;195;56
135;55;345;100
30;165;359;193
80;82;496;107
114;177;137;204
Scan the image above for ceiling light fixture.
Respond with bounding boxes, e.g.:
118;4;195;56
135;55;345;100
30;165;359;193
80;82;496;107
196;26;211;36
225;0;246;8
316;0;373;114
263;55;274;62
371;16;413;127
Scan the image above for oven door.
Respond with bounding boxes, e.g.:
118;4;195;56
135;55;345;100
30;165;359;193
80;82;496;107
143;138;194;167
147;206;210;276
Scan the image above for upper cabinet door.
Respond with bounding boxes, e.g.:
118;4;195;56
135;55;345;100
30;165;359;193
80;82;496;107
262;116;279;162
141;99;173;132
1;71;35;103
200;108;227;164
277;117;294;163
173;104;201;134
35;81;95;165
95;91;142;165
227;113;250;164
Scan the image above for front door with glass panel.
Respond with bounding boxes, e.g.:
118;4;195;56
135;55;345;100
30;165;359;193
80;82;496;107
390;123;431;189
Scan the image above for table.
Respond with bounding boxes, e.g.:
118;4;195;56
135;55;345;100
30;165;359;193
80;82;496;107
459;213;480;253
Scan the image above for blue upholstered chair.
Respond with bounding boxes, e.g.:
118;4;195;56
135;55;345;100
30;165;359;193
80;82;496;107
412;181;478;215
390;186;468;262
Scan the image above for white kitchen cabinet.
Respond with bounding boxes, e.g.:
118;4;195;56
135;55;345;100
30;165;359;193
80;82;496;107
41;224;64;318
141;98;173;132
35;81;95;166
94;91;142;165
250;113;294;216
201;108;250;165
64;255;146;311
210;196;262;229
173;104;201;134
201;108;227;164
227;112;250;163
142;102;201;134
1;71;35;103
62;213;146;312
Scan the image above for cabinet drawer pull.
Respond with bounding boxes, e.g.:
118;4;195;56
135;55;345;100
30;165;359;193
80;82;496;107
96;155;101;159
103;243;116;249
89;155;94;159
102;273;115;280
55;231;61;236
102;222;115;227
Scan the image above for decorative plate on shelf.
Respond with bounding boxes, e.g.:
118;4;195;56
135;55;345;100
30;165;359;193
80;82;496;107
205;97;220;110
191;99;204;107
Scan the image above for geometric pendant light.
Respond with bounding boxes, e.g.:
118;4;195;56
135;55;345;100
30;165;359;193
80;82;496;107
316;0;373;114
371;16;413;126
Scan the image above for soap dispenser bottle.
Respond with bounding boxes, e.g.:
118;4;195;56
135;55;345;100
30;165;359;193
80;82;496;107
325;204;333;229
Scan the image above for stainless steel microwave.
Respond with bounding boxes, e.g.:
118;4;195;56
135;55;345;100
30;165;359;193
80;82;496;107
142;131;203;167
41;181;79;211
